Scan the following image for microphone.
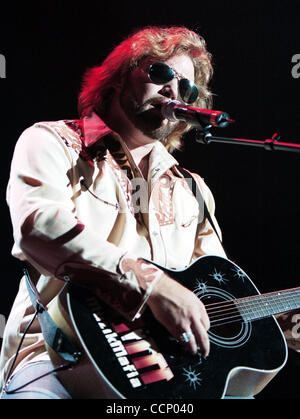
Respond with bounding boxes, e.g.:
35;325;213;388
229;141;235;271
161;100;234;128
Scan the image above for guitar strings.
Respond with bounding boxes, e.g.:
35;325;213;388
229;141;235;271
203;287;300;310
207;307;300;327
206;292;300;318
207;309;296;328
202;289;300;327
204;288;300;312
205;292;300;317
206;292;300;320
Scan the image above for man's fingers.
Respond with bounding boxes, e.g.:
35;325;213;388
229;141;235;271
180;331;199;355
179;320;210;357
192;321;210;357
147;273;211;357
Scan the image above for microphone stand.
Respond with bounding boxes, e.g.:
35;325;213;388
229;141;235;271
195;128;300;153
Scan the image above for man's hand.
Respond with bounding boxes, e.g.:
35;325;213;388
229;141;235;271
147;273;210;357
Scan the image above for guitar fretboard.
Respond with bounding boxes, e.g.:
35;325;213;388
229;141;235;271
206;287;300;327
236;287;300;322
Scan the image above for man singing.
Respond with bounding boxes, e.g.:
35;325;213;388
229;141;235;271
0;26;230;398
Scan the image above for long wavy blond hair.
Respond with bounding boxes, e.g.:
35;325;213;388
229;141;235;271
78;26;213;152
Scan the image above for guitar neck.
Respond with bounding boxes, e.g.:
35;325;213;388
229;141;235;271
236;287;300;322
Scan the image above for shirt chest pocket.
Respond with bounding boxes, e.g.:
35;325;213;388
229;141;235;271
172;181;202;229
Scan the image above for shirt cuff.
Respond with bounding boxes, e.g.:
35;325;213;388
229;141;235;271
118;254;164;321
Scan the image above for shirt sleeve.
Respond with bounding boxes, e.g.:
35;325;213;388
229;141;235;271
7;125;159;320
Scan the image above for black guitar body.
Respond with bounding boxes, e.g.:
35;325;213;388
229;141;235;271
58;256;287;399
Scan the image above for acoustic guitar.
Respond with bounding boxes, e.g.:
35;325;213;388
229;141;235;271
47;255;300;399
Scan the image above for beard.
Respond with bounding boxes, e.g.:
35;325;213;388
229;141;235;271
119;88;178;140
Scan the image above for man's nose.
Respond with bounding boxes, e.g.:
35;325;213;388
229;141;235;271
158;79;179;101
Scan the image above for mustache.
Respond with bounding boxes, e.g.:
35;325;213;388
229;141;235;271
135;97;167;114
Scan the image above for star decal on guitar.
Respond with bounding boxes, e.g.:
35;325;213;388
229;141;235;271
194;279;208;295
182;366;202;390
231;266;247;282
209;268;228;285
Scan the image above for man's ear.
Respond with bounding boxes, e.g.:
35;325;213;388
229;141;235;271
112;70;126;93
113;68;131;94
113;81;123;94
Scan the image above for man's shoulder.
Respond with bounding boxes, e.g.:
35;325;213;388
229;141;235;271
31;119;84;154
175;165;205;186
174;165;214;202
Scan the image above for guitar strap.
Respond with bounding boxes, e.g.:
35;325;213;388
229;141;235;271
176;166;223;246
3;267;81;393
23;267;81;364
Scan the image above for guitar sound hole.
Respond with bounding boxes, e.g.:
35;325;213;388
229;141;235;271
201;293;251;348
210;321;243;339
204;296;242;339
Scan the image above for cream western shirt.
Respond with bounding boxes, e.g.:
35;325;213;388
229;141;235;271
0;113;226;389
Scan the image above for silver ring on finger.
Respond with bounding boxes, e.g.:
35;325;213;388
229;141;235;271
179;331;194;343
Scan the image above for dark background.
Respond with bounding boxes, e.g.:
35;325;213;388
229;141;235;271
0;1;299;398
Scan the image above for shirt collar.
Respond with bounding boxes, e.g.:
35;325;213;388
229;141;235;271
82;112;113;148
81;112;179;175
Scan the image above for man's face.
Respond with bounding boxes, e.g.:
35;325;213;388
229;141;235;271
119;54;195;141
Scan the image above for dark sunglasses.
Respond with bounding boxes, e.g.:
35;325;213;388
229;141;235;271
147;62;199;104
